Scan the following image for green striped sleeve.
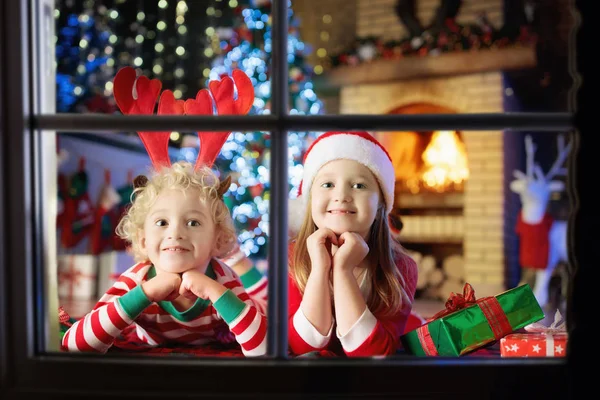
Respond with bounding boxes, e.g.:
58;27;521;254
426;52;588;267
239;266;264;288
117;285;152;320
213;289;247;324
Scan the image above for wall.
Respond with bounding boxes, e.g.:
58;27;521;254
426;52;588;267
356;0;503;41
293;0;357;112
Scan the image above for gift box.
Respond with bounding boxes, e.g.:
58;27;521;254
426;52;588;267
400;283;544;356
500;309;568;357
58;254;98;301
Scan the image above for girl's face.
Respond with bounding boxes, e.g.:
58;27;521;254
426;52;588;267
139;188;218;274
310;159;381;239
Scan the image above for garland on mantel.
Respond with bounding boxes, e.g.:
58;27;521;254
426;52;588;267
330;0;537;68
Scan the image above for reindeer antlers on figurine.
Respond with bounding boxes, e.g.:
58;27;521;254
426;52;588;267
112;66;254;172
510;134;572;224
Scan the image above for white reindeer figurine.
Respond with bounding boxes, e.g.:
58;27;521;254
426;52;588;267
510;134;571;308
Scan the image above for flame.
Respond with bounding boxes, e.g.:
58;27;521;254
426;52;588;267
421;130;469;192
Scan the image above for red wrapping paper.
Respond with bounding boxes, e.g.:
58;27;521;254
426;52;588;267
500;309;568;357
500;332;567;357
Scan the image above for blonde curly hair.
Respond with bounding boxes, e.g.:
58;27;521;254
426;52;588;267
116;161;237;262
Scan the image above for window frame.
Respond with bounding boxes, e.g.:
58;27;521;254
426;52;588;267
0;0;585;398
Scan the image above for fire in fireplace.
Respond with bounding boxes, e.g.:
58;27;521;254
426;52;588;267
421;130;469;193
384;129;469;194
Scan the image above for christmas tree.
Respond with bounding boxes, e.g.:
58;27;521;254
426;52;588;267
208;0;324;260
55;0;324;260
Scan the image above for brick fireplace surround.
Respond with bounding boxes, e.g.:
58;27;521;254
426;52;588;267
329;0;528;297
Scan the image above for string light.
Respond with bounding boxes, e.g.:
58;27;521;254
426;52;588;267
154;0;167;83
173;0;188;108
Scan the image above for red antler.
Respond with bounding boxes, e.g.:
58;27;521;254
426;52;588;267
184;69;255;169
114;67;254;171
113;67;184;170
231;69;254;114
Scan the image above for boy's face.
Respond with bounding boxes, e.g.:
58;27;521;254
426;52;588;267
140;188;219;274
310;159;381;239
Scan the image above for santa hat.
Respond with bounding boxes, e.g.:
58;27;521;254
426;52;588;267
289;131;395;235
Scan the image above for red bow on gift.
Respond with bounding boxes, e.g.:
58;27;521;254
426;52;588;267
429;283;477;321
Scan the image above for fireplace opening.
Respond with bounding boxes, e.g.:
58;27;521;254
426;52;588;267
386;129;469;195
377;102;468;301
379;103;469;195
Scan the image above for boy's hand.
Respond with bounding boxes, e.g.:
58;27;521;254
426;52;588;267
141;272;182;302
306;227;339;274
332;232;369;272
180;269;227;302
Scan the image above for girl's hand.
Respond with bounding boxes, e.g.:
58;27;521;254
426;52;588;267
332;232;369;272
306;228;339;274
141;272;182;302
179;269;226;302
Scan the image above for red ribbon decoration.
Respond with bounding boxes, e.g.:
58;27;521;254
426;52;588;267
58;306;73;327
417;283;513;356
428;282;477;321
58;256;97;300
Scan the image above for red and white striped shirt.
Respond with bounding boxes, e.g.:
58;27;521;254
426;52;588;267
62;259;267;357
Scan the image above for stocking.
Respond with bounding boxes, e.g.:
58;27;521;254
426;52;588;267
60;158;95;249
90;170;121;255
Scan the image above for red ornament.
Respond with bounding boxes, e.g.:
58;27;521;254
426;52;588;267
248;218;260;230
249;183;264;198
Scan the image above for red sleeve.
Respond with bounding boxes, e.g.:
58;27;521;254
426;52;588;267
288;274;318;355
287;242;331;355
344;253;418;357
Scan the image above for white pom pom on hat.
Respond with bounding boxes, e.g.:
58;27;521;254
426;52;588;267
288;131;395;236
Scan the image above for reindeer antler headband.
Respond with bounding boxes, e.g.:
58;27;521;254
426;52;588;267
112;67;254;193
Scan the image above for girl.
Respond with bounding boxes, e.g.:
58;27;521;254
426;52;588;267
288;131;418;357
61;162;267;357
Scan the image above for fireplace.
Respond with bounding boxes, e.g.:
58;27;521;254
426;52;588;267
323;58;531;298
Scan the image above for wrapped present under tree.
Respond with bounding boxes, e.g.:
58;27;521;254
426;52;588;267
57;254;97;301
400;283;544;356
500;309;568;357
